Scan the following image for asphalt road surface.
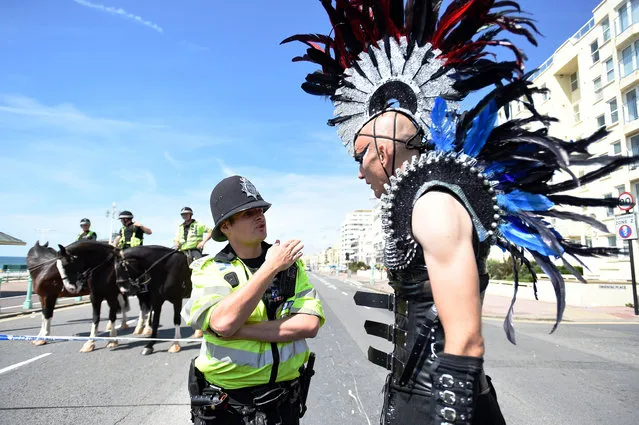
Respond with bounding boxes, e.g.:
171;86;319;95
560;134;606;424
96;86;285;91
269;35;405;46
0;273;637;425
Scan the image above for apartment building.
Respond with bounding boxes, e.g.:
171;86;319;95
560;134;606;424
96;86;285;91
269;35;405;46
498;0;639;280
339;209;374;265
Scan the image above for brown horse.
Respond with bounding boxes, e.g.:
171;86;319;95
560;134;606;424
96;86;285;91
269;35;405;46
25;241;128;350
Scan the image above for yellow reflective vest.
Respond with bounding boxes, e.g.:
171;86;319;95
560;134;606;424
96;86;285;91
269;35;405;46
118;225;143;248
182;244;325;390
174;220;211;251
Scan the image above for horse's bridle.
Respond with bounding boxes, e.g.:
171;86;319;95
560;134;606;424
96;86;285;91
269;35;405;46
75;252;116;289
116;249;179;294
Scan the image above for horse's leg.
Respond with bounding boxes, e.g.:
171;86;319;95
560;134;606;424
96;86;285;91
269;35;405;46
117;294;129;330
141;302;162;356
33;295;54;346
106;296;119;349
80;296;100;353
168;298;183;353
133;294;148;334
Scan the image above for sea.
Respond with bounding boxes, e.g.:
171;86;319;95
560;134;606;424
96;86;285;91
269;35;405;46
0;256;27;267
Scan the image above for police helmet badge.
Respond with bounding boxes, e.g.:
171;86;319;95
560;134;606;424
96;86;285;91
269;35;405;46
240;177;260;200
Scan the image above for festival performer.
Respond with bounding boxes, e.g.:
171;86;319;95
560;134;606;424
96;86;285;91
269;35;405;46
284;1;632;424
173;207;213;264
183;176;324;424
114;210;152;249
77;218;97;240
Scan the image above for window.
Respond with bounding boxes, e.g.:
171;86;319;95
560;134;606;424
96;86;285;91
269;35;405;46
570;72;579;91
594;77;602;101
632;134;639;153
613;141;622;155
591;40;600;63
609;98;619;123
605;193;614;216
608;236;617;247
603;17;611;41
620;41;639;77
540;83;549;101
616;184;626;195
573;103;581;122
625;87;639;121
597;114;606;128
617;0;639;34
586;237;594;248
606;57;615;81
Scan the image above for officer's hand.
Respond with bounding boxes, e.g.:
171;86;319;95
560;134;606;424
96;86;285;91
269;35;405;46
196;242;205;250
133;222;141;227
265;239;304;273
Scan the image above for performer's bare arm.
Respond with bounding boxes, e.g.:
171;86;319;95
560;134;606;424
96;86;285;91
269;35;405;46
412;191;484;358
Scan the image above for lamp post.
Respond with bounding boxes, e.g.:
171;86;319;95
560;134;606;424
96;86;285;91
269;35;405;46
106;202;117;244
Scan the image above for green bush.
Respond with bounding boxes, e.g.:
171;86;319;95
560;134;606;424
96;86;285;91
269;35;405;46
348;261;368;272
487;257;583;282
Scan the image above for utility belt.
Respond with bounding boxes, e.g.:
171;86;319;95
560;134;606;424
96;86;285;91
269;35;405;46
189;355;315;421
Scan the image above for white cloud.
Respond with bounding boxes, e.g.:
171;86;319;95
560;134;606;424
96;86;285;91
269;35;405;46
72;0;164;33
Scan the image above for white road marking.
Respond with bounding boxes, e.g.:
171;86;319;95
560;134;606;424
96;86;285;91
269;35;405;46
341;291;348;296
0;353;52;375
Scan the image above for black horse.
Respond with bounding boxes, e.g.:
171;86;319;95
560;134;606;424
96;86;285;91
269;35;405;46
56;240;131;352
114;245;192;355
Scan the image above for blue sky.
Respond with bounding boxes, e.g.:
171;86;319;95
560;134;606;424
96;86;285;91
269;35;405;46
0;0;602;256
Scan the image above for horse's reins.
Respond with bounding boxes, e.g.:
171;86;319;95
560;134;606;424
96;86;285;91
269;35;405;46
27;258;57;273
118;249;179;291
76;252;116;284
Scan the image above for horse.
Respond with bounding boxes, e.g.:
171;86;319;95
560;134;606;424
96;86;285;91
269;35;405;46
24;241;92;345
114;245;192;355
55;240;133;352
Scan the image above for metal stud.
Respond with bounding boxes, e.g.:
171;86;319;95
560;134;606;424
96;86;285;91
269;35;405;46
493;205;500;211
493;214;500;220
491;222;498;229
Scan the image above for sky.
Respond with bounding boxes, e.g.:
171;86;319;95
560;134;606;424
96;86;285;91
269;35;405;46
0;0;603;257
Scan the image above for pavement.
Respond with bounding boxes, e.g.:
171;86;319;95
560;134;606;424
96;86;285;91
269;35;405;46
330;272;639;323
0;279;91;319
0;273;637;424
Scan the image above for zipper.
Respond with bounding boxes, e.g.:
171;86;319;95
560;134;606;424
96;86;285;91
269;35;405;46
239;260;280;384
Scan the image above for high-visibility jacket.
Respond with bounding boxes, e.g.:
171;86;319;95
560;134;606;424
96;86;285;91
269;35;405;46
182;243;325;390
77;231;97;241
174;220;211;251
118;225;143;248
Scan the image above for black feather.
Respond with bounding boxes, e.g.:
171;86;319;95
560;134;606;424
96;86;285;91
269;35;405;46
530;252;565;334
536;210;609;233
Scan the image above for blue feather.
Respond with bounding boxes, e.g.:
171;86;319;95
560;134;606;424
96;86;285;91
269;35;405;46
429;97;456;153
463;100;498;157
497;190;555;213
499;222;561;257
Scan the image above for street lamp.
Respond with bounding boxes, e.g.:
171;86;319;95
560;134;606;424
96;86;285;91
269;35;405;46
34;228;55;243
106;202;117;244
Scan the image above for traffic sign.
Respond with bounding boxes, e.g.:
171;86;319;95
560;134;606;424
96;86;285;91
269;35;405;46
618;191;635;211
616;213;638;240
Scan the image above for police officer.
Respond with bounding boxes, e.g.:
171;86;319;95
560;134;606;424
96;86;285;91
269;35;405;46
173;207;213;263
77;218;97;240
183;175;324;425
113;211;152;249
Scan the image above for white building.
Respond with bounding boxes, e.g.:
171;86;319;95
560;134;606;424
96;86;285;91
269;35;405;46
339;209;373;265
499;0;639;280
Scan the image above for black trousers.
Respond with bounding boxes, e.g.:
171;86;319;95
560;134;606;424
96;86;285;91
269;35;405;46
381;375;506;425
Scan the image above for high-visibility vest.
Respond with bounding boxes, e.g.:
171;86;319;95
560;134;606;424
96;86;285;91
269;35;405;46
77;231;97;241
118;225;143;248
182;245;324;390
174;220;211;251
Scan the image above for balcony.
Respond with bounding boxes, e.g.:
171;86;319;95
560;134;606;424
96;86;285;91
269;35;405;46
615;14;639;47
623;101;639;134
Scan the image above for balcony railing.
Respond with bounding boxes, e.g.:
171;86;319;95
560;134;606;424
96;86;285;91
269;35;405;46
572;17;595;41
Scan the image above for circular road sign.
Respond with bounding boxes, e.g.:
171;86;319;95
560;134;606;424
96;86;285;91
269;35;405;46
619;224;633;239
618;192;635;211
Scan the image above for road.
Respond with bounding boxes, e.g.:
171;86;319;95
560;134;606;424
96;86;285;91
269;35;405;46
0;273;637;424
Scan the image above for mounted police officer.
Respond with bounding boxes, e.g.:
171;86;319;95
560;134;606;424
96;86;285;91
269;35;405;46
114;210;152;249
77;218;97;241
173;207;213;264
183;175;324;425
